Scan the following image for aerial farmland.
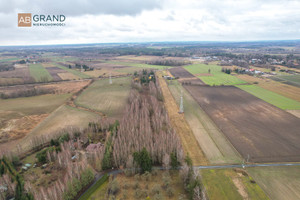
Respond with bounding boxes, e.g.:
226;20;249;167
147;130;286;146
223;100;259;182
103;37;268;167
0;41;300;200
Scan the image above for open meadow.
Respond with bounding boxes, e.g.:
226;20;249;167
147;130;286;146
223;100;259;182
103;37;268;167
236;85;300;110
247;166;300;200
201;168;269;200
29;64;53;82
0;94;71;151
271;74;300;87
236;74;300;102
75;77;131;118
21;105;100;150
184;64;246;86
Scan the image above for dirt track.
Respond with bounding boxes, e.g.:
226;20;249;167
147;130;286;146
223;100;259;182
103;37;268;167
184;85;300;162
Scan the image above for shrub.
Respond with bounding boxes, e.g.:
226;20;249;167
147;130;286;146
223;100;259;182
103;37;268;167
134;174;140;181
170;152;179;169
153;193;163;200
151;184;161;195
162;172;171;189
134;188;143;199
144;171;152;181
108;179;120;195
166;187;175;197
59;133;70;144
133;181;140;189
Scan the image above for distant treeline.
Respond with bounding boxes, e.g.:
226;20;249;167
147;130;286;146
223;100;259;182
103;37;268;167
0;87;55;99
96;47;191;57
147;59;191;66
0;63;15;72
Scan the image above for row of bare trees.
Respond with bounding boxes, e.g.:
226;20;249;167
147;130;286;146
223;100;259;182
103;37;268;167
112;81;184;168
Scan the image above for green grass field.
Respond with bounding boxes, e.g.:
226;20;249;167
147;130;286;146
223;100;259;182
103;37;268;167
29;64;53;82
54;63;90;79
75;77;131;118
201;169;269;200
79;174;109;200
247;166;300;200
184;64;246;86
105;60;171;70
236;85;300;110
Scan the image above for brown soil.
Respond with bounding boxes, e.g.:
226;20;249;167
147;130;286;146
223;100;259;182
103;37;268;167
169;67;206;85
45;67;65;81
184;85;300;162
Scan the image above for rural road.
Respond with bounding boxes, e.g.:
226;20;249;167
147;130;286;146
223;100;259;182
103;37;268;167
77;162;300;199
195;162;300;169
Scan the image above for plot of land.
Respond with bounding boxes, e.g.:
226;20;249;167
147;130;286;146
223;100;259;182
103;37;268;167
55;63;90;79
113;171;188;200
22;105;99;151
157;71;207;165
271;75;300;87
0;80;90;96
83;68;127;77
169;67;205;85
105;60;171;70
247;166;300;200
0;94;71;151
201;168;269;200
0;77;23;86
0;67;34;85
57;72;80;80
236;85;300;110
236;74;300;102
184;85;300;162
75;77;131;118
184;64;246;86
29;64;53;82
167;79;241;164
45;66;65;81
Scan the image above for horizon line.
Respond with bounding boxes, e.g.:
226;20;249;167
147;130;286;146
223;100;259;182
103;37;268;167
1;39;300;48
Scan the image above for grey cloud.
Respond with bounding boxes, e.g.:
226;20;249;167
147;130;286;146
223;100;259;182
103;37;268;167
0;0;162;16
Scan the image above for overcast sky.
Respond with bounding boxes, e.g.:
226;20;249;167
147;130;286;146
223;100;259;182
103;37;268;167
0;0;299;46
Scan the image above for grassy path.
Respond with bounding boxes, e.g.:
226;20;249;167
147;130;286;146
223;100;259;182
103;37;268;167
157;71;207;165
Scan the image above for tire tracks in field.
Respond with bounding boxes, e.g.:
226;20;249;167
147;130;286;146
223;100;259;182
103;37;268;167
65;79;107;117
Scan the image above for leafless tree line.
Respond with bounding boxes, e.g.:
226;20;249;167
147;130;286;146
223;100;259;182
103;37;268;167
112;81;184;168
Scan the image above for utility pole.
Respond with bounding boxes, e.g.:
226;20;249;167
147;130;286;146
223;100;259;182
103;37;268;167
109;73;112;84
179;90;184;113
246;154;250;163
